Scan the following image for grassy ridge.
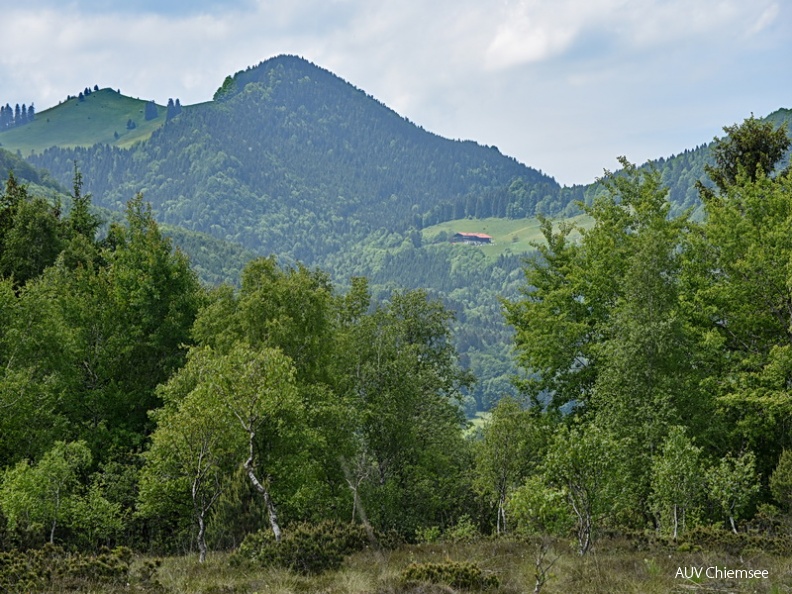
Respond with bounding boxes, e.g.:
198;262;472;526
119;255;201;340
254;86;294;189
422;214;594;259
0;89;167;154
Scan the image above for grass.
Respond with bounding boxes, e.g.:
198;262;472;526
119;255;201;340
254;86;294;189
0;89;167;155
465;412;491;437
157;538;792;593
421;215;594;260
33;536;790;594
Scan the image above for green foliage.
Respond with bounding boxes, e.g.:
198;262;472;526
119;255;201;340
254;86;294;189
443;514;479;543
3;104;792;562
507;474;574;537
503;117;792;544
400;561;499;591
414;525;442;544
53;193;203;456
705;451;760;532
770;450;792;511
703;114;790;195
140;341;301;559
502;216;590;409
543;423;624;554
683;125;792;478
345;288;473;535
0;148;63;193
231;520;370;574
213;75;236;102
650;427;704;539
0;441;122;548
472;397;546;533
0;441;94;544
0;174;64;285
672;525;792;557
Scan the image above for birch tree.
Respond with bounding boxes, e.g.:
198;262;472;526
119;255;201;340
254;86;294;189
206;343;300;543
139;383;238;562
140;343;301;551
0;441;91;544
543;423;621;554
650;426;703;539
473;397;543;534
705;451;760;534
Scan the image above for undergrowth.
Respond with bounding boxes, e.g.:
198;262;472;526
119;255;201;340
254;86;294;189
4;532;792;593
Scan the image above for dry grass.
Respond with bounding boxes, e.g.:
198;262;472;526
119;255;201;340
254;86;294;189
36;536;792;593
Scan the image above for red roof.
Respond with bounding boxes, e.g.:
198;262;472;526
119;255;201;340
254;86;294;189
455;232;492;239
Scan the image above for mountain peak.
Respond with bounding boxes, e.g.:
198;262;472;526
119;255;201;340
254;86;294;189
213;54;349;103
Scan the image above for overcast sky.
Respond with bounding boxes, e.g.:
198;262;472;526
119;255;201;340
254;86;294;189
1;0;789;185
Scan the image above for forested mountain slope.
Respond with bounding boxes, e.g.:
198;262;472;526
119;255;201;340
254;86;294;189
22;55;569;264
0;147;64;199
585;107;792;217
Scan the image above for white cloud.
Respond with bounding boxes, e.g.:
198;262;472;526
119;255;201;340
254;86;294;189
747;2;780;36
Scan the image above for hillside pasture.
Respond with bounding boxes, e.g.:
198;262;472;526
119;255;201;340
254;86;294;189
0;89;167;154
422;215;594;260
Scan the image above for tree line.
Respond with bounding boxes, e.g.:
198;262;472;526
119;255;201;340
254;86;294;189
0;103;34;131
1;116;791;564
491;116;792;553
0;169;473;557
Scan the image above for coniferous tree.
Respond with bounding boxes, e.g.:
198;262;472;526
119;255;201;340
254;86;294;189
66;164;99;240
144;100;158;121
166;98;177;121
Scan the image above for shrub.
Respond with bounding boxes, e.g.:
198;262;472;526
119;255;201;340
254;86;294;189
444;515;479;543
0;543;131;592
415;525;441;544
231;520;371;574
400;561;499;591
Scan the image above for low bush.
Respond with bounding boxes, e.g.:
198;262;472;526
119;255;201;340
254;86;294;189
400;561;499;591
614;526;792;556
231;520;372;574
0;543;132;592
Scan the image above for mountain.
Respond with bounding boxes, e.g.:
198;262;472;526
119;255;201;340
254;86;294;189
13;55;574;266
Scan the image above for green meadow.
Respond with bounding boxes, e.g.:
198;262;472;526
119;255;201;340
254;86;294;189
422;214;594;259
0;89;167;154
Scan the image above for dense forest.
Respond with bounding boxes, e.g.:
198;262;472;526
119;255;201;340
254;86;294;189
0;166;476;552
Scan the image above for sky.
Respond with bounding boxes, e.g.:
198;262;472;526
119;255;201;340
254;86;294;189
0;0;789;186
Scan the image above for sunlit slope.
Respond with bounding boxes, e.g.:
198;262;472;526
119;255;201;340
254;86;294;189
0;89;167;154
422;214;594;259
